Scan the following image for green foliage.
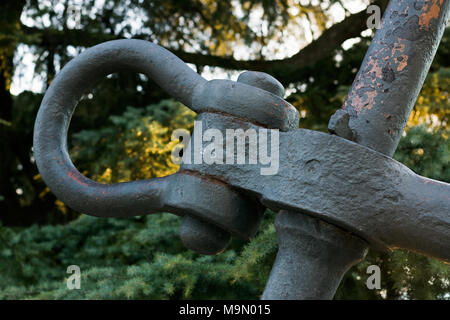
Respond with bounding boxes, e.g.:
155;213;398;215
71;99;196;183
408;67;450;130
0;209;278;299
394;126;449;183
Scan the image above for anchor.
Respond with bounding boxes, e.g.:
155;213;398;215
33;0;450;299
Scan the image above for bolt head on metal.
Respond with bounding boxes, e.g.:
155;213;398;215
180;216;231;255
237;71;285;97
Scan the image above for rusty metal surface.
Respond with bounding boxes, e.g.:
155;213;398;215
330;0;450;156
33;0;450;300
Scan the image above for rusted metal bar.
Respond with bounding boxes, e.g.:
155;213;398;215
330;0;450;156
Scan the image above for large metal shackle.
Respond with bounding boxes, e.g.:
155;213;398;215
33;39;298;254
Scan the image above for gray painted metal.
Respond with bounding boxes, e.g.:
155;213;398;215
182;112;450;262
33;0;449;300
179;70;290;254
192;76;299;131
261;211;368;300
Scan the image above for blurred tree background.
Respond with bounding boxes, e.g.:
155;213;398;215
0;0;448;299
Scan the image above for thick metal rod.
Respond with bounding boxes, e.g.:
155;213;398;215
330;0;450;156
262;211;368;300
